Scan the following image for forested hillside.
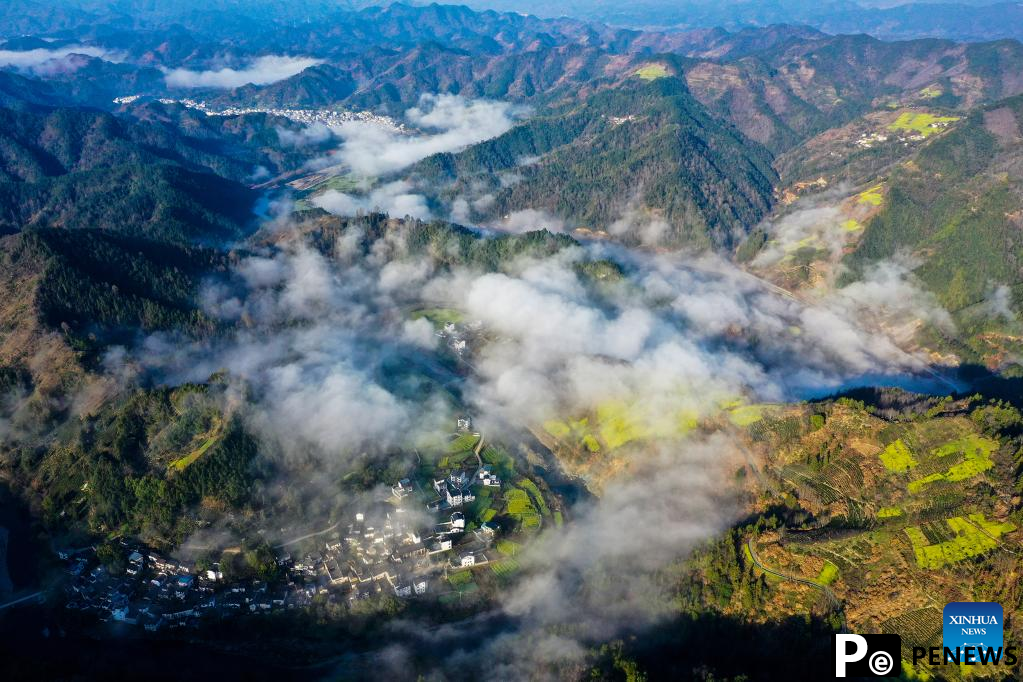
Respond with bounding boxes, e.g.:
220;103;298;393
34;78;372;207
841;95;1023;369
413;74;776;248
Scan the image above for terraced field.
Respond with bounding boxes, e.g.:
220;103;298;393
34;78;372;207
907;434;997;493
879;439;916;472
905;514;1016;569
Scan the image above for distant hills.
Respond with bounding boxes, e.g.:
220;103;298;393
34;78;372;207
846;94;1023;320
446;0;1023;43
413;73;776;248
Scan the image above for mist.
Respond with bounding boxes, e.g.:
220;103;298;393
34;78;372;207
163;55;323;88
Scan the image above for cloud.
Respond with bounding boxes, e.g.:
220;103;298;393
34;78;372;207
163;55;322;89
322;94;526;177
979;284;1019;323
312;181;432;220
130;242;451;466
751;204;849;268
276;123;333;148
109;218;961;676
0;45;121;75
609;206;671;246
498;208;566;234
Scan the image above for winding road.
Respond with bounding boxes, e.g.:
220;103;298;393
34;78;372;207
745;537;843;616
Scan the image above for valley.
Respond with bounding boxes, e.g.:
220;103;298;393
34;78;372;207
0;2;1021;680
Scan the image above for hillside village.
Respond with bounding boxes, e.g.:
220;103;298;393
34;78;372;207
57;425;551;631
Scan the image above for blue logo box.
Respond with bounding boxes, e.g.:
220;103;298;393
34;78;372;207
943;602;1003;662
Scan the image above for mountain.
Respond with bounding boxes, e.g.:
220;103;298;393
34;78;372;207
843;94;1023;368
449;0;1023;43
0;104;261;243
0;228;223;416
413;72;776;248
684;33;1023;152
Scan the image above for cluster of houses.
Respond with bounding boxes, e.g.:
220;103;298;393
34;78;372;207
855;118;954;150
111;95;408;133
436;321;483;358
854;131;891;149
320;507;434;603
60;541;320;632
55;420;530;631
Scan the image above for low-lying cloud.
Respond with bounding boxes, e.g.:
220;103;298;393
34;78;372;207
0;45;121;75
324;94;525;177
108;213;959;677
164;55;322;89
313;181;432;221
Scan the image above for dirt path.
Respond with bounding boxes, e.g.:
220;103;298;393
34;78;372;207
746;537;844;624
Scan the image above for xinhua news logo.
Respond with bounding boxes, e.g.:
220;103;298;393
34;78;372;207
835;634;901;677
943;601;1002;664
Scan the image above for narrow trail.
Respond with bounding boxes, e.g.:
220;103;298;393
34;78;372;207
0;590;43;611
746;537;845;630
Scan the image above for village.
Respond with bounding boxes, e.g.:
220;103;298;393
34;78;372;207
57;418;546;632
111;95;409;133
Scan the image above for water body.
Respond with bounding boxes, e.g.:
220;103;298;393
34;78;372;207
797;369;970;401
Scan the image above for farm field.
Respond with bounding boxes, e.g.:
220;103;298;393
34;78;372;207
858;184;884;206
543;398;701;456
888;112;959;137
907;434;997;493
879;439;916;472
904;514;1016;569
634;64;669;80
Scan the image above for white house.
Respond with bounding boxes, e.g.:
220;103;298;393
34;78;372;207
391;478;414;499
459;553;476;567
477;466;501;487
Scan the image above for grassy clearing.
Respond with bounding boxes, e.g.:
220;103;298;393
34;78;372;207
880;439;917;472
888;112;959;137
481;508;497;522
817;560;839;586
905;514;1015;569
841;219;862;232
446;571;479;593
878;506;903;519
907;435;997;493
635;64;669;80
169;418;223;471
